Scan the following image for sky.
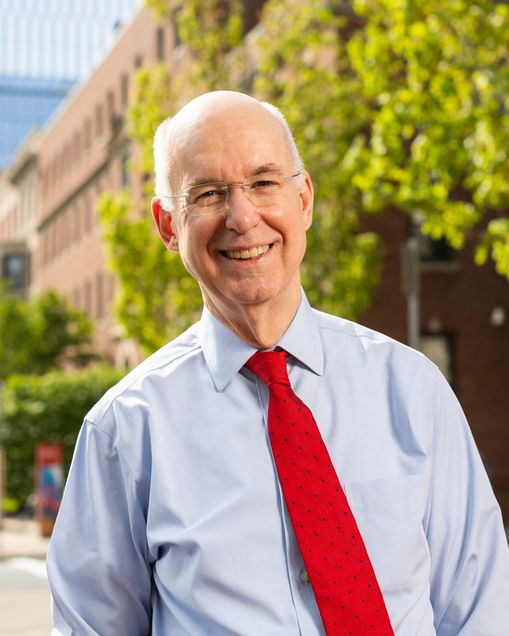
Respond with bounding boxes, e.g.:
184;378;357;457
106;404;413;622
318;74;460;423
0;0;143;80
0;0;143;168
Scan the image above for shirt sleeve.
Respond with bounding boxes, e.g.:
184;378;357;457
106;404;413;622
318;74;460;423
46;418;152;636
426;370;509;635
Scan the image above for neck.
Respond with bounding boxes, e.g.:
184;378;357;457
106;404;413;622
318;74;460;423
203;287;302;349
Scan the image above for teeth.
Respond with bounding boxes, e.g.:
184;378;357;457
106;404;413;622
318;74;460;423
226;245;270;259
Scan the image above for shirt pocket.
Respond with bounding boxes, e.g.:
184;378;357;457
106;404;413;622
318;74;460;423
345;474;430;591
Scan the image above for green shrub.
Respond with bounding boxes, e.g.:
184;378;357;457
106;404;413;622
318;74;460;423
2;497;19;515
0;366;123;510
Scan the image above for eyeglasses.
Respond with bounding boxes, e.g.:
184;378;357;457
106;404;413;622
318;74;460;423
165;171;302;216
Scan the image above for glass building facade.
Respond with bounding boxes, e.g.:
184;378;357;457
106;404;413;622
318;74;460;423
0;0;142;170
0;76;73;170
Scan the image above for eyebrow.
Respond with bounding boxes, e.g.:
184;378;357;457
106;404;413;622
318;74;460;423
185;176;222;188
185;164;284;188
249;163;284;177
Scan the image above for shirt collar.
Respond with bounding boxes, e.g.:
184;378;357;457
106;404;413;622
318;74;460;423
199;289;324;392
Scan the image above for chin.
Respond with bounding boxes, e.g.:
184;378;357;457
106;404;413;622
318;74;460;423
225;281;283;306
232;290;274;305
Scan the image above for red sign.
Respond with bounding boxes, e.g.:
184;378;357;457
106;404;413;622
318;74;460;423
35;443;64;537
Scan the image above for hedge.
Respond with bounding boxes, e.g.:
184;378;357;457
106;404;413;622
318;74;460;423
0;365;123;510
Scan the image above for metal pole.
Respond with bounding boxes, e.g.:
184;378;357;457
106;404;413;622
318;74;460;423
401;237;421;350
0;380;4;530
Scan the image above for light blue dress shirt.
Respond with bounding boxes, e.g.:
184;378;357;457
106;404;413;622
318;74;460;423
47;291;509;635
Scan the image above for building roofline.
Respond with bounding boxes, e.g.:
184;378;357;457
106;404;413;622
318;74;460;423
38;5;150;142
6;131;41;184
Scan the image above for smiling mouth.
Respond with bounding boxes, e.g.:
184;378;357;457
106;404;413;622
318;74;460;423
222;244;272;260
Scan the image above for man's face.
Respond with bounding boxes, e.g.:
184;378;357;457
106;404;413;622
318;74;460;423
153;98;313;322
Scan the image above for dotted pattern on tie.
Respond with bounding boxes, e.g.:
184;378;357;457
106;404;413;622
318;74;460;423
246;351;394;636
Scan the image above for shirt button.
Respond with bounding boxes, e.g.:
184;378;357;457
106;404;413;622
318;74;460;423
300;568;310;584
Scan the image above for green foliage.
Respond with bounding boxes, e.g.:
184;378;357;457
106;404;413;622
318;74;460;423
253;0;382;317
345;0;509;271
128;63;173;183
255;0;509;288
166;0;244;90
99;190;202;351
101;0;509;354
145;0;243;87
0;366;123;509
98;62;195;351
0;288;94;379
100;1;245;353
2;497;19;515
144;0;171;19
475;217;509;276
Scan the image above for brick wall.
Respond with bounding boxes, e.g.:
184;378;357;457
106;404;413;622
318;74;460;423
361;210;509;521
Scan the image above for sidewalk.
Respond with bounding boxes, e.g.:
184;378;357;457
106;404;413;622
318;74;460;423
0;517;50;560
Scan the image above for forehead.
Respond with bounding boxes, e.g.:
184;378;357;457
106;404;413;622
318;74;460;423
171;104;293;185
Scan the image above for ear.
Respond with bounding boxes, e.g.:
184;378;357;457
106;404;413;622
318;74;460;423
151;197;179;253
299;171;314;231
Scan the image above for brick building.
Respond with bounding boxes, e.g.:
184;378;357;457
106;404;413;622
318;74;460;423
0;4;507;519
33;7;173;368
361;211;509;520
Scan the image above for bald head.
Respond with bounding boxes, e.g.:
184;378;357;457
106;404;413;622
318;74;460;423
172;91;262;130
153;91;304;207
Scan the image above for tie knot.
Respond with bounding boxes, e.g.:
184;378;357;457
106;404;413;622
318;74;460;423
245;350;290;387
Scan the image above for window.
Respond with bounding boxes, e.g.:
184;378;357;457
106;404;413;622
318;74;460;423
120;73;129;108
419;234;454;263
42;169;48;197
156;26;165;60
49;224;56;261
107;90;115;118
72;287;81;309
62;211;69;250
134;54;143;69
96;103;103;137
120;151;130;186
73;202;81;242
42;231;49;266
73;130;81;163
106;273;115;302
420;333;455;388
83;194;92;234
84;117;92;148
410;216;454;264
2;252;26;293
55;217;62;255
84;279;92;317
51;158;58;188
107;90;115;131
96;272;104;319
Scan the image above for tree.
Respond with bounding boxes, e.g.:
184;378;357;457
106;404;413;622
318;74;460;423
99;1;244;352
255;0;509;275
0;288;94;379
343;0;509;276
1;366;123;509
100;0;509;354
100;0;380;352
253;0;382;316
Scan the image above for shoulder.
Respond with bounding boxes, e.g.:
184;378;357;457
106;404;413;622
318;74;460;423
312;307;437;380
86;321;202;424
311;308;449;445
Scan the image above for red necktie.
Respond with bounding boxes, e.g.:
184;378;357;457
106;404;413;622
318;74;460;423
246;351;393;636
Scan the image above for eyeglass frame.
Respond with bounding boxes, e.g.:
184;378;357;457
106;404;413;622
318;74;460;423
161;170;303;216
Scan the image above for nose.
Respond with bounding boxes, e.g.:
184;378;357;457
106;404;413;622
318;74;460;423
223;184;261;233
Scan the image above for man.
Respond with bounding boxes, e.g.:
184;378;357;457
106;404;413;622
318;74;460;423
47;91;509;635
